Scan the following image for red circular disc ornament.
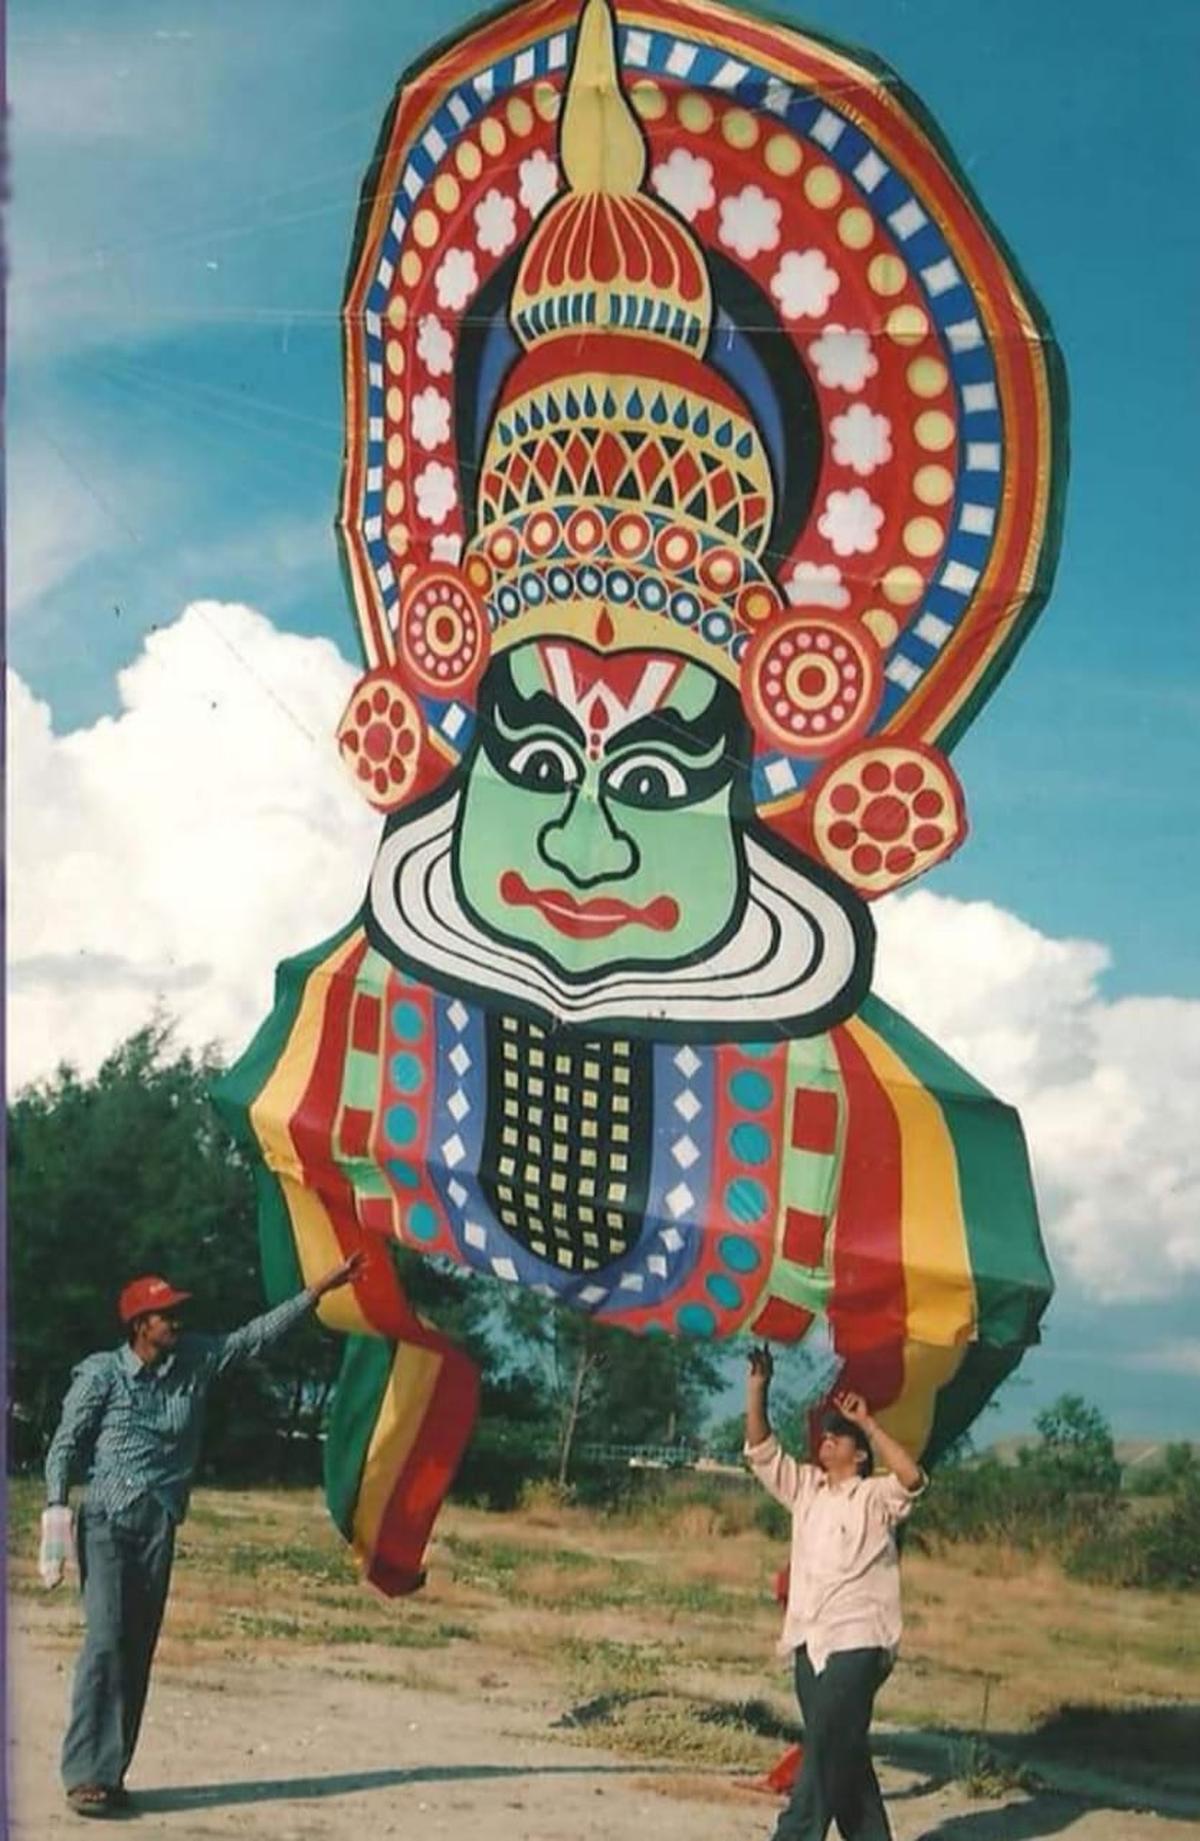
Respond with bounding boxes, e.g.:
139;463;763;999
744;614;882;757
397;566;490;697
337;670;427;811
806;742;967;896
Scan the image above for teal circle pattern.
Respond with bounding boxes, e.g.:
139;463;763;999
723;1179;769;1227
676;1303;716;1337
706;1273;741;1310
385;1103;418;1147
720;1232;762;1272
391;1000;424;1042
390;1051;424;1093
730;1121;772;1166
388;1159;420;1189
729;1070;774;1111
407;1201;439;1242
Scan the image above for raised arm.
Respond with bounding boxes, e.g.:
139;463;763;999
834;1390;924;1492
744;1346;809;1507
211;1252;364;1376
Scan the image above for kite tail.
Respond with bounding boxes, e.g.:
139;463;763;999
213;921;480;1596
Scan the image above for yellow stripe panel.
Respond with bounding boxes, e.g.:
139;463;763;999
249;931;373;1339
845;1017;976;1350
248;932;366;1183
351;1341;444;1568
876;1340;966;1457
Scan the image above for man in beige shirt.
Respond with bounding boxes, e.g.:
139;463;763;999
745;1347;925;1841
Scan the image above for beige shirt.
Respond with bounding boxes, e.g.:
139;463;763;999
746;1434;924;1674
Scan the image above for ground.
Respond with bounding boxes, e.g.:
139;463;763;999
7;1483;1199;1839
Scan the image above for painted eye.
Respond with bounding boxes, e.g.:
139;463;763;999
604;752;690;809
504;737;582;791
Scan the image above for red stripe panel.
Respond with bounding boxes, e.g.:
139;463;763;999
366;1344;481;1597
351;992;382;1054
827;1026;906;1403
339;1107;373;1159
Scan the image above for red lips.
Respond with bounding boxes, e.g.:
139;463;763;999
499;871;679;940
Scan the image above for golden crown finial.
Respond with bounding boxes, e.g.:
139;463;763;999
560;0;646;194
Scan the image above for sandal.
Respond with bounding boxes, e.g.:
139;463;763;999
66;1784;114;1817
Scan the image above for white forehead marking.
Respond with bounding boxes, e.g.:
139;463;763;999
541;645;679;738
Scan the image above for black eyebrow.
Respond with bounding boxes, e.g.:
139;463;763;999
603;703;734;759
489;680;586;748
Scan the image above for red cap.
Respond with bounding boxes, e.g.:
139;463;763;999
118;1275;193;1326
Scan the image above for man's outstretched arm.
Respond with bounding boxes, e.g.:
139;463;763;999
835;1390;924;1492
212;1251;365;1375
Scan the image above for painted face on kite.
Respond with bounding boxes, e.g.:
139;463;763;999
219;0;1066;1596
455;642;746;977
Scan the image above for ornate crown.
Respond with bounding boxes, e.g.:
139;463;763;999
333;0;1064;899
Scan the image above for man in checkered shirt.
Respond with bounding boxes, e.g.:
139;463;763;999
43;1254;361;1819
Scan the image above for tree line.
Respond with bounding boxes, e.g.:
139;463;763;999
6;1021;726;1504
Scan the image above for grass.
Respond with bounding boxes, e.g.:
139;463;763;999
9;1475;1199;1788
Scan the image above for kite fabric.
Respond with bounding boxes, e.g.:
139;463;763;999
215;0;1065;1594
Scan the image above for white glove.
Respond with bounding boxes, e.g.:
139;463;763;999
38;1506;75;1589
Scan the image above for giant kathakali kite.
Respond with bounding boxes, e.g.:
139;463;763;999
216;0;1065;1593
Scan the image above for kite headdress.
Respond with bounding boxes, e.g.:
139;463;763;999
336;0;1064;899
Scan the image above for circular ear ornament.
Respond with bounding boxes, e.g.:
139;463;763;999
744;614;882;757
337;671;427;811
804;742;967;897
396;566;490;698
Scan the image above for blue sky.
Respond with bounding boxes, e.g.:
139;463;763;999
9;0;1199;1439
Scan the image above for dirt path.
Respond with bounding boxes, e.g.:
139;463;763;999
7;1599;1197;1840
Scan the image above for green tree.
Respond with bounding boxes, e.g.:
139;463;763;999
1019;1392;1121;1495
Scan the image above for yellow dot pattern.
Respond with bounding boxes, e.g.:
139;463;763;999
433;173;460;214
386;387;404;421
506;96;533;136
904;516;944;559
862;608;899;647
386;340;405;375
907;357;948;399
386;482;406;515
678;93;713;134
533;80;560;123
886;303;929;346
915;411;955;452
412;209;439;250
387;435;406;468
722;108;758;150
386;296;408;331
631;80;666;120
400;250;421;288
455;141;482;181
765;133;803;176
804;164;842;208
480;116;506;157
914;465;954;506
868;254;907;296
837;207;873;250
882;565;924;607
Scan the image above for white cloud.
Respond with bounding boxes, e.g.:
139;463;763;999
411;386;451;452
6;604;377;1093
830;404;893;477
518;150;559;219
434;247;478;313
650;149;714;223
806;325;879;393
817;486;884;556
771;249;840;320
718;185;781;260
473;188;517;258
785;560;850;610
1123;1341;1200;1378
874;891;1200;1304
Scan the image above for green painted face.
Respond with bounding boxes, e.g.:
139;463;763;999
453;641;749;978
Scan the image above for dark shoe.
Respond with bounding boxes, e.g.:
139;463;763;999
66;1784;115;1818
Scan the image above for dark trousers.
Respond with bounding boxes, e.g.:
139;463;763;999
772;1645;893;1841
61;1497;176;1791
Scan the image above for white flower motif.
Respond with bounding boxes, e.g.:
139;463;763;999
416;313;453;379
830;403;893;478
430;533;463;564
474;187;517;258
785;560;850;610
806;325;879;394
434;247;478;313
818;487;885;557
415;461;458;526
718;184;781;260
771;249;840;320
650;149;715;223
411;386;451;453
519;149;559;218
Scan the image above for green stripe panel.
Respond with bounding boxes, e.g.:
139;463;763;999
859;993;1053;1349
324;1334;398;1542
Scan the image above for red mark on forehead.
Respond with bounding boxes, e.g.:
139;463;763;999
538;641;683;716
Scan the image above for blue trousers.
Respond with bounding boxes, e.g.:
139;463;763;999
772;1646;893;1841
61;1497;176;1791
